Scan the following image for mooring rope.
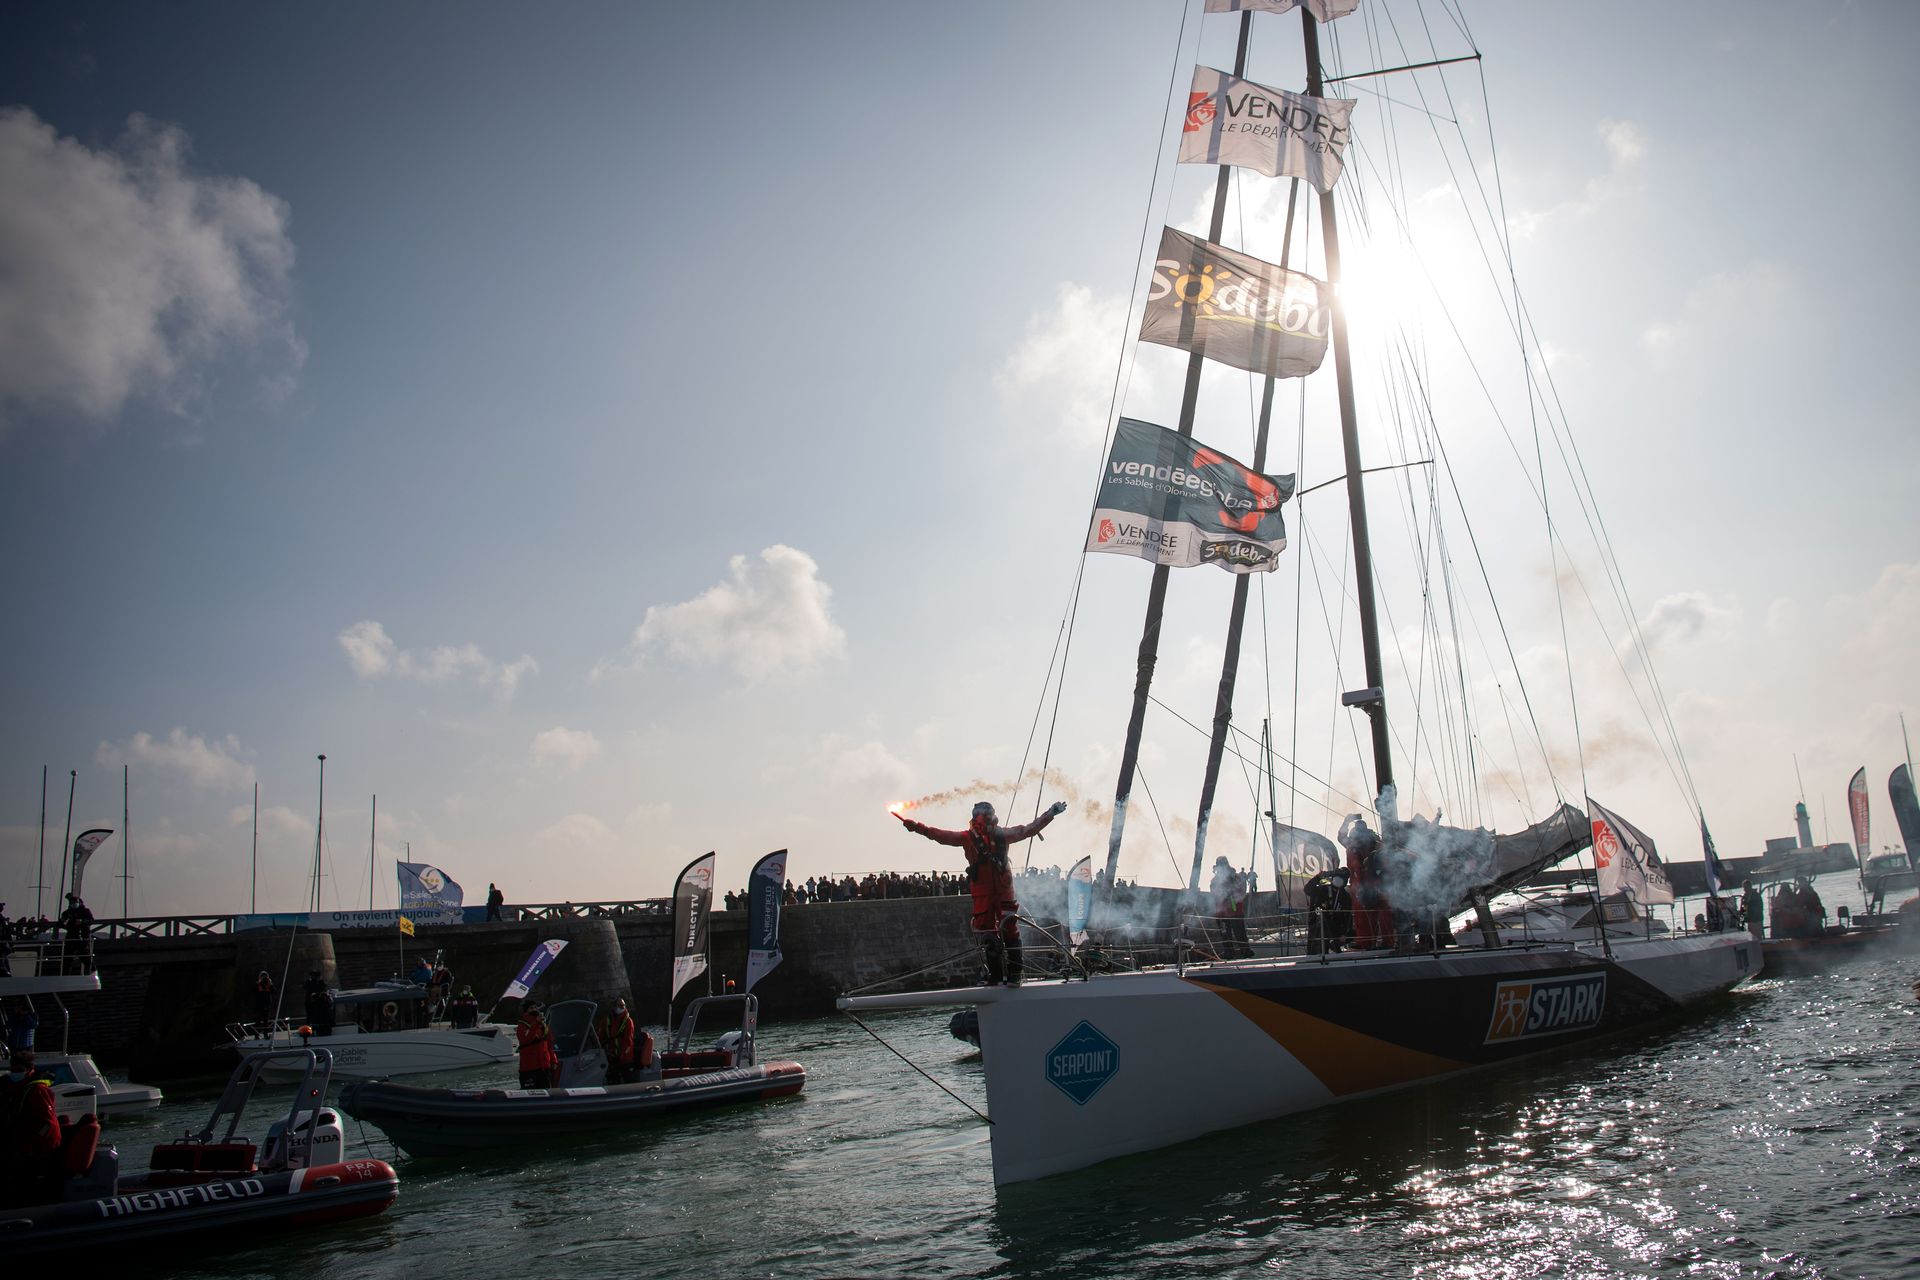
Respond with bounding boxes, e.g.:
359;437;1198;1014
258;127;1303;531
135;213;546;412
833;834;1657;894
841;1011;991;1125
841;945;981;996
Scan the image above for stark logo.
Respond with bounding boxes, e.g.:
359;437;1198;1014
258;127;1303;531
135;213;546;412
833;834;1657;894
1484;973;1606;1044
1097;518;1116;543
1184;92;1217;132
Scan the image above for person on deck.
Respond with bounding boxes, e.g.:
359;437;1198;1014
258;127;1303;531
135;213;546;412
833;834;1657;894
409;956;433;988
900;799;1068;986
254;971;276;1024
0;1050;61;1208
1209;856;1251;958
448;987;480;1028
58;894;92;974
1342;818;1394;950
6;1003;36;1054
607;999;638;1084
1304;867;1354;954
486;884;505;922
517;1003;558;1088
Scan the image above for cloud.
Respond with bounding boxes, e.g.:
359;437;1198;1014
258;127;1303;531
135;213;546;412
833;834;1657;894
1599;119;1645;167
337;620;538;700
227;803;313;841
1640;261;1794;359
1509;118;1647;240
0;108;301;430
616;545;846;682
995;282;1135;441
826;738;913;794
530;726;602;771
1629;591;1734;658
97;728;253;790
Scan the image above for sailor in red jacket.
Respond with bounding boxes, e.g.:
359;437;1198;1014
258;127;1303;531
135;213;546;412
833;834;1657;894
607;999;637;1084
0;1050;60;1207
902;799;1067;986
516;1004;558;1088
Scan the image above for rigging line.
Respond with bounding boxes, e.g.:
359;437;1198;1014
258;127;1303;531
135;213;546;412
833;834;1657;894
1012;571;1076;866
1294;459;1434;498
1336;81;1458;123
1131;762;1187;888
1145;692;1373;821
841;1011;991;1126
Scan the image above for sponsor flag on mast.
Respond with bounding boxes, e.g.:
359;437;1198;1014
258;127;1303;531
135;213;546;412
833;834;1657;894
1086;417;1295;573
1180;67;1355;193
671;852;716;1000
68;828;113;901
1140;227;1331;380
1587;798;1674;905
1699;819;1729;898
1066;856;1094;948
503;939;568;1001
397;862;464;910
1204;0;1360;19
1889;764;1920;875
744;849;787;994
1847;767;1870;863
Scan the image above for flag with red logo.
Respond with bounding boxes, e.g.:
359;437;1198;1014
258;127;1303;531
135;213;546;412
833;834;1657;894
1140;227;1331;379
1204;0;1360;20
1587;798;1674;905
1086;416;1294;573
1180;67;1355;193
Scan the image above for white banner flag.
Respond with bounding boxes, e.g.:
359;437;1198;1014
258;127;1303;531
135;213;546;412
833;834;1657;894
1180;67;1354;194
1588;798;1675;906
1204;0;1360;21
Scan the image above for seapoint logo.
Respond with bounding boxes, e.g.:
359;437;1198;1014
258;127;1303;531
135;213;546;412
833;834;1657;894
1484;972;1606;1044
1046;1020;1119;1105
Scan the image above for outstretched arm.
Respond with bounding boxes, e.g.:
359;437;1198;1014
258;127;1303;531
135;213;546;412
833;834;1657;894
999;801;1068;844
900;820;972;848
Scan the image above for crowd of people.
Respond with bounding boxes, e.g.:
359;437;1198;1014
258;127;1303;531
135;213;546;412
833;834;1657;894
0;894;95;976
718;864;1138;912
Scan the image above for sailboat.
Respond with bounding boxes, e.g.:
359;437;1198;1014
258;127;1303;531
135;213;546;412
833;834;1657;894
841;0;1759;1186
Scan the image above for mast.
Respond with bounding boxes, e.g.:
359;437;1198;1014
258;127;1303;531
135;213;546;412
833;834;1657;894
369;793;378;911
1103;11;1256;896
122;763;130;920
310;754;327;913
1303;12;1394;800
35;766;46;920
251;782;259;915
57;769;75;908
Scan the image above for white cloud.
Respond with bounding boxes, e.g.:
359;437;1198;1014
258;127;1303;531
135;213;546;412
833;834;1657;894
1640;261;1794;360
97;728;253;790
827;738;913;794
227;803;312;841
1633;591;1734;655
337;619;538;700
0;108;301;430
1600;119;1646;167
530;726;603;771
995;282;1135;441
1509;117;1648;240
619;545;846;682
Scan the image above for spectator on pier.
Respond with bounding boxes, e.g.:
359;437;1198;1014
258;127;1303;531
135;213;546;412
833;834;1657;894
0;1050;61;1207
58;893;93;974
517;1003;558;1088
486;883;505;922
899;799;1067;987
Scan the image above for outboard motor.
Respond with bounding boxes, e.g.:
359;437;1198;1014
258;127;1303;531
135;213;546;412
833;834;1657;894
260;1107;343;1171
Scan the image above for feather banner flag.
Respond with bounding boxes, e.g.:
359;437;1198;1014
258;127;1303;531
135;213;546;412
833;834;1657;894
69;828;113;901
503;939;568;1001
744;849;787;994
1179;67;1355;193
1140;227;1331;380
1847;767;1870;863
671;852;716;1000
1588;797;1674;905
1066;856;1094;948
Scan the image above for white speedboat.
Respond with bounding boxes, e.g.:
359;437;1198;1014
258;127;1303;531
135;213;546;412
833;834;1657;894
1;941;165;1118
228;980;514;1079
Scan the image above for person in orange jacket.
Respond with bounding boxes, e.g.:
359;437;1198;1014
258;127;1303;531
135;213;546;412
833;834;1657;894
516;1004;558;1088
0;1050;61;1207
607;999;637;1084
901;799;1067;986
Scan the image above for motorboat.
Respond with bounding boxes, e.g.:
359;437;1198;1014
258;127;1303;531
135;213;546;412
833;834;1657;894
228;979;514;1079
2;942;165;1118
0;1047;397;1256
340;994;806;1156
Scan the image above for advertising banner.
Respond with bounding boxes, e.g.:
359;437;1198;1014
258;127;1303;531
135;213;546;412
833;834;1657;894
1086;416;1294;572
671;852;716;999
1588;797;1675;905
397;862;464;910
1180;67;1354;193
744;849;787;994
1140;227;1331;379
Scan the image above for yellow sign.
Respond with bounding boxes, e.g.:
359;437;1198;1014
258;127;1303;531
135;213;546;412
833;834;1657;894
398;915;415;937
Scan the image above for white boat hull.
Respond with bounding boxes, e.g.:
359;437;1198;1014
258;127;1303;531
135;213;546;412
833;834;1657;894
844;932;1758;1185
231;1025;515;1079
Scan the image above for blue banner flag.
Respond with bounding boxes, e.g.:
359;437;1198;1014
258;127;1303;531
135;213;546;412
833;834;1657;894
744;849;787;994
503;939;568;1001
397;862;464;910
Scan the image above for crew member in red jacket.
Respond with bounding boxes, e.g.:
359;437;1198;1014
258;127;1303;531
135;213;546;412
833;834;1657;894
516;1004;558;1088
901;799;1068;986
0;1050;61;1207
608;999;638;1083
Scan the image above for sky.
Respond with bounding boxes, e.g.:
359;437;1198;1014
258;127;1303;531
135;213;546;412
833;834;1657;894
2;1;1916;920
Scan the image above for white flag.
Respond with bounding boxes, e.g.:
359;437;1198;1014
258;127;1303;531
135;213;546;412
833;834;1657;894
1588;798;1675;906
1179;67;1355;194
1204;0;1360;21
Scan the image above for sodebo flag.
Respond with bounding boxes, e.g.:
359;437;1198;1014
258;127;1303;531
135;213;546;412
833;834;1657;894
1180;67;1355;194
1587;797;1675;905
1139;227;1331;381
1204;0;1360;20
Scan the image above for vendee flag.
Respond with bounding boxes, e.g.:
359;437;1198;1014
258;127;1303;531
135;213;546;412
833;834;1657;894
503;939;568;1001
1140;227;1331;379
69;828;114;900
1087;417;1295;573
744;849;787;994
397;861;463;910
1180;67;1355;193
671;852;716;1000
1204;0;1360;19
1588;797;1674;905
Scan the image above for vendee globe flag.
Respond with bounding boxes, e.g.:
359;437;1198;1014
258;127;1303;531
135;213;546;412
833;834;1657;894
1140;227;1331;380
1180;67;1355;194
671;852;716;999
1087;416;1296;573
1204;0;1360;19
397;862;463;910
1587;797;1675;905
744;849;787;994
